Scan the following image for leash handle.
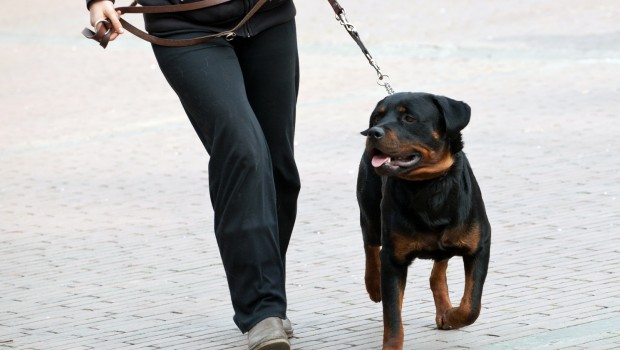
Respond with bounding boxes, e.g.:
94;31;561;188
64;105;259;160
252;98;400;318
82;19;114;48
326;0;394;95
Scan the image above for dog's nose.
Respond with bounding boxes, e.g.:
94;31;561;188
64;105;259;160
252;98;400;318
367;127;385;140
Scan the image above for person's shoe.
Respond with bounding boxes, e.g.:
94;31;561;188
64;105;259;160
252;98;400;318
282;318;293;337
248;317;290;350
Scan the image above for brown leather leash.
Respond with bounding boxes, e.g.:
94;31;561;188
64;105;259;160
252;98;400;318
83;0;394;93
82;0;268;48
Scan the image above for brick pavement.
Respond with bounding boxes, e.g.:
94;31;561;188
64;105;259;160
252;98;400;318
1;0;619;349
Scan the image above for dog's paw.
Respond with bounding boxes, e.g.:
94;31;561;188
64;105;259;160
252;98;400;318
436;307;479;330
365;270;381;302
436;309;456;330
437;317;453;330
368;290;381;303
365;283;381;302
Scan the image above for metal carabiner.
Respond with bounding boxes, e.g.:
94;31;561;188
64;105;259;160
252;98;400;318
377;75;395;95
94;19;112;37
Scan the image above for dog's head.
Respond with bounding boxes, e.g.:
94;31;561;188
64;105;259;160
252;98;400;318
361;92;471;181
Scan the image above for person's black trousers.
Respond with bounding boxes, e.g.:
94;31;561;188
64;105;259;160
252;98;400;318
151;20;300;333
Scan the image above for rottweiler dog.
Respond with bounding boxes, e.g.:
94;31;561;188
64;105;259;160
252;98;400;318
356;92;491;349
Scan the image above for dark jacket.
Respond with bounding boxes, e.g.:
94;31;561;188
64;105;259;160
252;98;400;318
86;0;296;37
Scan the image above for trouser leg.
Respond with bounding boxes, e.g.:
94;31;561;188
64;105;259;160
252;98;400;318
151;28;295;332
235;20;301;261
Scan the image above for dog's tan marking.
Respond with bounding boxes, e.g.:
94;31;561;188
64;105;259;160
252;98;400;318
398;106;407;113
438;257;481;329
433;131;440;140
440;223;481;254
392;224;480;263
430;260;452;327
364;245;382;302
391;232;436;263
383;129;401;147
402;146;454;181
366;129;401;155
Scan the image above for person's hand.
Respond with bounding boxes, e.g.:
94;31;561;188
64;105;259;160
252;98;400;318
89;0;124;41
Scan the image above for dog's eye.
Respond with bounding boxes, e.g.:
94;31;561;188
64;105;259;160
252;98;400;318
402;114;416;123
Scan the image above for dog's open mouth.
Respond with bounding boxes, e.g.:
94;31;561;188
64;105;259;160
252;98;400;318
371;151;421;170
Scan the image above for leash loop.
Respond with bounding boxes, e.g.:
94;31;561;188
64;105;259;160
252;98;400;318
82;19;113;48
329;1;395;95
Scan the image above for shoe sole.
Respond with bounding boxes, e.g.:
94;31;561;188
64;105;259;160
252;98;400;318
253;338;290;350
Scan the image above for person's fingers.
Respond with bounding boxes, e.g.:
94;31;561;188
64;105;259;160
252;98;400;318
90;13;100;27
105;9;124;35
89;1;124;43
89;1;111;26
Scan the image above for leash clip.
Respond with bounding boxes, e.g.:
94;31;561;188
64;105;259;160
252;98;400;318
377;75;394;95
366;55;394;94
336;10;356;33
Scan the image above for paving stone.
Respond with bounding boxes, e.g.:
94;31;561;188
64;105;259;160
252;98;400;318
2;0;620;349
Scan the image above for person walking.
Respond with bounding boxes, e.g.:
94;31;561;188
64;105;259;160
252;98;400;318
85;1;301;349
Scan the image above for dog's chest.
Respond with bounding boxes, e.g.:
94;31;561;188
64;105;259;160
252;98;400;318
391;223;481;261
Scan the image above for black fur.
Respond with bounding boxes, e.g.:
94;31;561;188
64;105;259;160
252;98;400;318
356;92;491;349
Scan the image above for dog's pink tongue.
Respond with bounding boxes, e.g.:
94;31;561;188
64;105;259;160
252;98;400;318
372;154;390;168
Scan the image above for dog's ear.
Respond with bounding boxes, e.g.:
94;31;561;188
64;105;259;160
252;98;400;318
432;95;471;136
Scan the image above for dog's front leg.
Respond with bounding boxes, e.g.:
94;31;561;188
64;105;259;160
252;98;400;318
437;245;490;330
357;153;384;302
380;250;408;350
430;259;453;328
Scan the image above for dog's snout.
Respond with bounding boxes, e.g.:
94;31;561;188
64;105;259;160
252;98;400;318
368;127;385;140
